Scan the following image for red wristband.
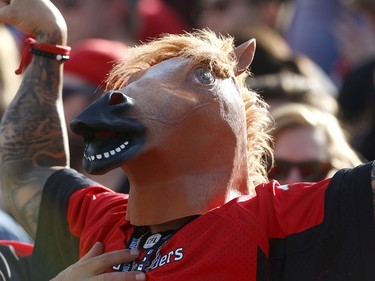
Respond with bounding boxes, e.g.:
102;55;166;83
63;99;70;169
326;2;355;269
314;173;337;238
15;37;71;75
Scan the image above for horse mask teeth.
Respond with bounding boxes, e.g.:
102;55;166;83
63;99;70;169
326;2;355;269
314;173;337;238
84;141;130;161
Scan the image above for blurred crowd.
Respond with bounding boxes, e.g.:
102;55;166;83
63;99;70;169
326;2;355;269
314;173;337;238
0;0;374;240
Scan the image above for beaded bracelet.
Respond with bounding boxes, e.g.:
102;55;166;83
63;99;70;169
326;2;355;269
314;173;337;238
16;37;71;75
30;47;70;61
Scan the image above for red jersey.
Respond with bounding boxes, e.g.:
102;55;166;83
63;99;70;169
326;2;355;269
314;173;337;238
30;162;375;281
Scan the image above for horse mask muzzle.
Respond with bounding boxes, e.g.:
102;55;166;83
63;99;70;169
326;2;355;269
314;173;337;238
70;91;146;174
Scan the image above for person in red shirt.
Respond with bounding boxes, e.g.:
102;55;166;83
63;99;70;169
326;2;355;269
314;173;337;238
0;0;375;281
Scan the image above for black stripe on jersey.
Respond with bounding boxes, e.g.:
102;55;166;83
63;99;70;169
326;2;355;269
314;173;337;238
268;162;375;281
30;168;99;281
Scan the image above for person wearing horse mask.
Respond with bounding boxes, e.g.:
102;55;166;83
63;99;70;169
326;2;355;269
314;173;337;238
1;0;375;281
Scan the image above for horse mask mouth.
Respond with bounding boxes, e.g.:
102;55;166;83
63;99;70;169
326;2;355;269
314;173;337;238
70;91;146;175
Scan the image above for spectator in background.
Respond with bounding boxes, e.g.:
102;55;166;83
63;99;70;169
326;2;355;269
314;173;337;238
250;70;339;115
50;0;191;47
232;23;363;184
50;0;137;46
286;0;375;86
63;38;130;193
286;0;345;81
337;0;375;162
194;0;290;36
268;103;363;184
334;5;375;73
338;58;375;162
233;24;339;115
235;24;293;76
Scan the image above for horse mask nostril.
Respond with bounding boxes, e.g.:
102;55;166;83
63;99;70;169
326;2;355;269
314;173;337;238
109;91;127;105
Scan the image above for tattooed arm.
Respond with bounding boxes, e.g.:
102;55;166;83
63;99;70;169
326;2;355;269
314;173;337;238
0;0;69;238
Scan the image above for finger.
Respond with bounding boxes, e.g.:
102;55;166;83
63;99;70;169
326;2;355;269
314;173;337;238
99;271;147;281
80;242;104;262
87;249;140;274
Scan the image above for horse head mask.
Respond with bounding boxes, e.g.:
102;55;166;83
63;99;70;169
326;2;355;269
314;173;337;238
70;30;272;225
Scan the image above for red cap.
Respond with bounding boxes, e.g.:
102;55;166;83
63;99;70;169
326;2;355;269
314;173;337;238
64;39;128;86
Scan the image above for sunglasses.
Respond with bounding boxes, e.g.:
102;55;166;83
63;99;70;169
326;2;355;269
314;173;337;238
268;159;332;183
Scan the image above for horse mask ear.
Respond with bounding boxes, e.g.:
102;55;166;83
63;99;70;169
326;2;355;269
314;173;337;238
233;39;256;76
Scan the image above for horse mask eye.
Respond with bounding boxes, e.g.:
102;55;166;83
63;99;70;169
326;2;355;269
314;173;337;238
193;67;215;85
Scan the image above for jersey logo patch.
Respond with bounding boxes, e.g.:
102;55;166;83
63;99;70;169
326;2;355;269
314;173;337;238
143;234;162;249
